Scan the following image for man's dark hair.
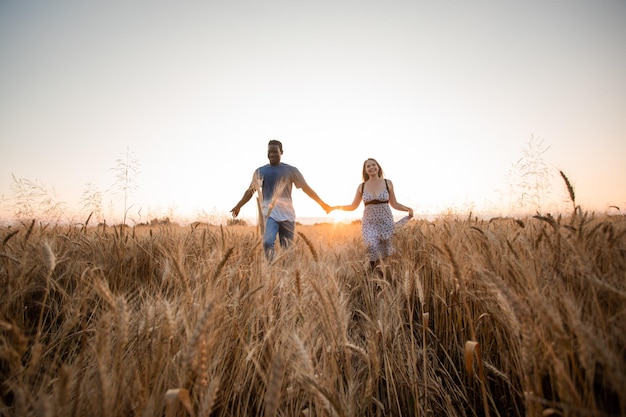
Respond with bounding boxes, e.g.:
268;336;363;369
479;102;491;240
268;139;283;153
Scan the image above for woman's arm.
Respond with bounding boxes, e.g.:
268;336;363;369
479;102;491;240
335;184;363;212
387;180;414;218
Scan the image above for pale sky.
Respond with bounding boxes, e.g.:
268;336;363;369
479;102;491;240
1;1;625;225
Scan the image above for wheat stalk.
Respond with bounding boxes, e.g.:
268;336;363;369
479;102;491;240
464;341;490;417
211;246;234;281
264;349;285;417
164;388;195;417
297;231;318;262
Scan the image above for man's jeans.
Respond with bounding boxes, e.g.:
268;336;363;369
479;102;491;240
263;217;295;261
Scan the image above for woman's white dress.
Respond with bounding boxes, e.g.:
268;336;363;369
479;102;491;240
361;188;395;261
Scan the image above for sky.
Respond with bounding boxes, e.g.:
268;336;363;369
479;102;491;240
1;0;625;225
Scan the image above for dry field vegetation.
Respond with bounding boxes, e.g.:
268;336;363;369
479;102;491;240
0;213;625;417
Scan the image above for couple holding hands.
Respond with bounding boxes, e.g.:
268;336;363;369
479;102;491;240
231;140;414;267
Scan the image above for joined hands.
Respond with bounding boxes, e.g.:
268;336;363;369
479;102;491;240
322;204;339;214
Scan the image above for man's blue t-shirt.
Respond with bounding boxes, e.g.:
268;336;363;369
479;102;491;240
250;163;306;222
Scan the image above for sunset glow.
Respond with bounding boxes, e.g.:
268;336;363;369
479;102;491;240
1;1;625;225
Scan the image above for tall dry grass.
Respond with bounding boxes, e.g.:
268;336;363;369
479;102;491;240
0;213;624;416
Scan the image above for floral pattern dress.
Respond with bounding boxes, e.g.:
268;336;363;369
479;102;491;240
361;187;395;261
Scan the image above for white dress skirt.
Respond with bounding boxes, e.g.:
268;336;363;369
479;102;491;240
361;189;395;261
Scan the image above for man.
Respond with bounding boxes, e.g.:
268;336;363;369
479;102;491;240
230;140;331;261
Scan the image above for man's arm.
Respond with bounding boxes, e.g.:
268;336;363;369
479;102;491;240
230;187;254;217
301;184;331;213
293;167;330;213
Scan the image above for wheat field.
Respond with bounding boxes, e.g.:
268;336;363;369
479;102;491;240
0;213;624;417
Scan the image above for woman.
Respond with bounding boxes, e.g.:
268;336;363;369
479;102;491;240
330;158;413;268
